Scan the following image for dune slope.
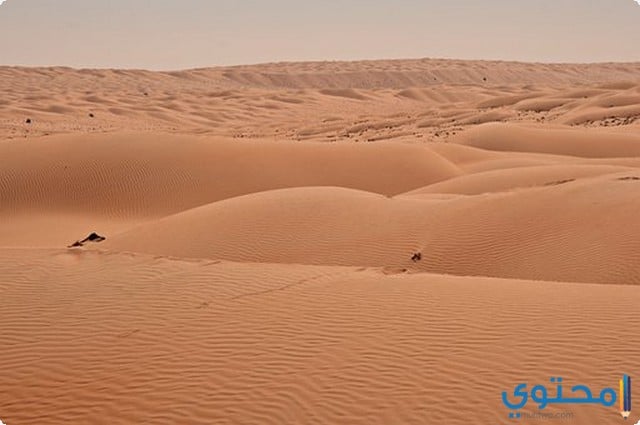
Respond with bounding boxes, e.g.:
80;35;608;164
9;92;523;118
1;60;640;425
0;132;459;218
104;176;640;285
1;249;638;425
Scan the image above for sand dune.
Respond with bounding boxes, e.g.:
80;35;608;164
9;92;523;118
0;132;459;219
103;175;640;285
454;123;640;157
2;62;638;143
402;164;637;195
1;59;640;424
1;248;638;425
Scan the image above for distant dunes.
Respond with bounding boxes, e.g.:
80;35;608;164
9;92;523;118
1;59;639;425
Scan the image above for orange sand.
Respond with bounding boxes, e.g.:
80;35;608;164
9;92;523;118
1;59;639;424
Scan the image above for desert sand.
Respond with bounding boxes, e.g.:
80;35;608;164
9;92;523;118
1;59;640;424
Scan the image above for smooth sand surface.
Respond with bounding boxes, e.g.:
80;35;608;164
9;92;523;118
1;59;639;424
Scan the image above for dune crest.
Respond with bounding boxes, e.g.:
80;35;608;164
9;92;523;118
1;59;640;425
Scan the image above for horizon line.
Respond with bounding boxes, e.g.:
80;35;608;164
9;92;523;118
2;56;640;73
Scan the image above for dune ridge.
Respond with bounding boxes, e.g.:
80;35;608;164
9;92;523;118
2;61;639;142
102;176;640;285
0;132;459;218
1;59;640;425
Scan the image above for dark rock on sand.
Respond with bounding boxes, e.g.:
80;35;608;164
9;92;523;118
68;232;107;248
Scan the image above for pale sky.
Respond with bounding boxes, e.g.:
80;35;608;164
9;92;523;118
0;0;639;70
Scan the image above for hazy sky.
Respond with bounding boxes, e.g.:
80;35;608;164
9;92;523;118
0;0;639;69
